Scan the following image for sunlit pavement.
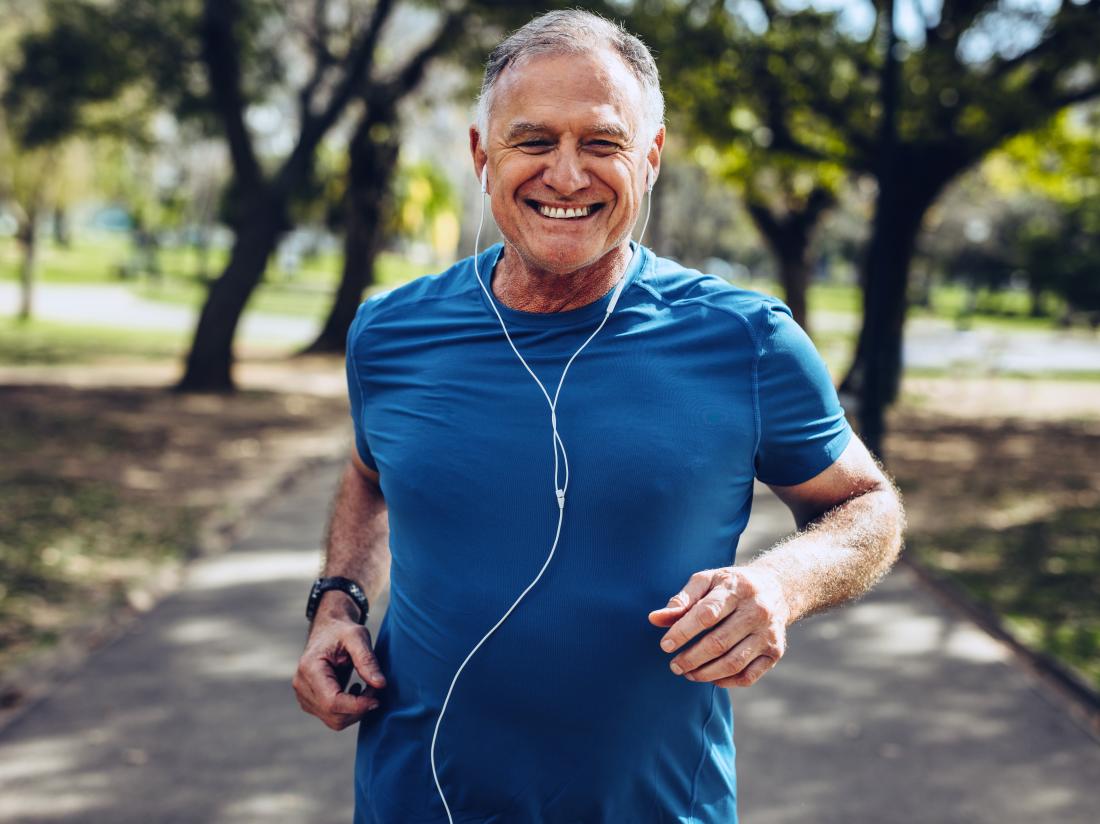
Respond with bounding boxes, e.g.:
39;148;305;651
0;282;317;345
0;465;1098;823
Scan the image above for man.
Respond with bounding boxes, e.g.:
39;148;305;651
294;10;904;823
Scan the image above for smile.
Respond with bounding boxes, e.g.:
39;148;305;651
528;201;604;220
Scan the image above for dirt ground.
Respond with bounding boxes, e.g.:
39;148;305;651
891;376;1100;531
886;375;1100;688
0;361;350;707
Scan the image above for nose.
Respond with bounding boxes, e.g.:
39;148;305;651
541;148;589;196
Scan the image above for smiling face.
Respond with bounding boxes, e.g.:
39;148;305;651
471;47;663;279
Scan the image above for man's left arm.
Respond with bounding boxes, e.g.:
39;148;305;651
648;434;905;688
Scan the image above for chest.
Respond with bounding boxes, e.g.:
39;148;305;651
358;315;759;517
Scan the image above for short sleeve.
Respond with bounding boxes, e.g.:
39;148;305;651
753;302;851;486
345;302;378;471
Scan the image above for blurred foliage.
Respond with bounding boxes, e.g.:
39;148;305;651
627;0;1100;430
921;107;1100;316
1;0;207;149
392;160;460;260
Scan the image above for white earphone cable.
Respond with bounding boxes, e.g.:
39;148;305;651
430;175;653;823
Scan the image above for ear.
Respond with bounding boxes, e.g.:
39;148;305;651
470;125;488;194
646;125;665;192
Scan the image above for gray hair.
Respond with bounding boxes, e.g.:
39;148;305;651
475;10;665;143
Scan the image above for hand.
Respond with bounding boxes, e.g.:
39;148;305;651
648;566;790;688
293;611;387;730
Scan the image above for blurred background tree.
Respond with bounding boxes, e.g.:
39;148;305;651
632;0;1100;454
3;0;1099;429
643;2;867;334
2;0;584;386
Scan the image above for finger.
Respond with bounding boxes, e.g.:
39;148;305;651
714;655;776;689
668;602;765;673
295;652;375;714
660;580;737;654
681;633;768;682
647;605;686;627
649;570;716;628
344;627;387;689
293;672;377;731
329;690;379;717
321;699;380;732
311;679;380;730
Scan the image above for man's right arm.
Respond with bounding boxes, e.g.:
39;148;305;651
292;450;390;730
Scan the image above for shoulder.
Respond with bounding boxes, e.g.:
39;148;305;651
635;251;793;346
358;252;485;320
348;249;489;341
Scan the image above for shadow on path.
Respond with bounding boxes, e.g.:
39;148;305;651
0;468;1097;823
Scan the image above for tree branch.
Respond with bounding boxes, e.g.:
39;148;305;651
298;0;338;120
277;0;396;192
1053;80;1100;110
312;0;396;136
200;0;262;189
989;0;1100;83
375;10;464;102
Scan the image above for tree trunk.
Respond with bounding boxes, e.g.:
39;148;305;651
175;195;287;391
52;207;70;247
302;105;400;355
851;0;900;459
842;166;947;453
777;252;811;334
745;189;833;335
16;214;38;322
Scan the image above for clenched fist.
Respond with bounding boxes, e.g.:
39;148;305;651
293;612;387;730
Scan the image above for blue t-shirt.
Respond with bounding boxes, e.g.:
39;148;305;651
346;243;851;823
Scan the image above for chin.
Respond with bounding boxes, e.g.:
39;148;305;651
516;239;609;276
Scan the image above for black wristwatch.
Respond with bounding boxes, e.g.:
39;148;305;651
306;576;369;624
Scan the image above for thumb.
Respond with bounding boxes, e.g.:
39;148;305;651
344;627;387;690
647;596;691;627
648;571;715;627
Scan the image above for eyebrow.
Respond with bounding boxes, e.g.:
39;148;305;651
504;121;632;142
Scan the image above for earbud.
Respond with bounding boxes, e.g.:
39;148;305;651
646;166;655;193
480;166;488;194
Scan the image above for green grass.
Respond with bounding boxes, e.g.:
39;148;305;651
904;365;1100;382
132;252;437;319
805;328;857;378
135;279;333;319
3;231;437;290
909;507;1100;690
751;277;1065;332
5;232;1074;333
0;317;187;365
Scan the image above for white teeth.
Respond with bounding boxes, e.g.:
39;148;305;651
538;204;592;219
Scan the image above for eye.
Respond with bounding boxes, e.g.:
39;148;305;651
516;140;553;153
587;140;622;154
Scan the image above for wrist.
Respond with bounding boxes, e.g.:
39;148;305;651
306;576;369;625
313;589;363;623
743;561;796;627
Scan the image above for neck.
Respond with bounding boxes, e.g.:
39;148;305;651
493;242;633;313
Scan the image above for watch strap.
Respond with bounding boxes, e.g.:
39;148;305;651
306;576;369;624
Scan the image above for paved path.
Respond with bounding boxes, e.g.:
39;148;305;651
6;281;1100;373
0;282;317;345
1;462;1097;823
